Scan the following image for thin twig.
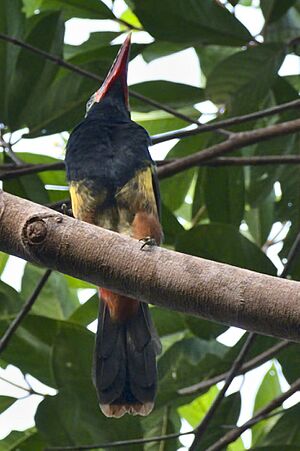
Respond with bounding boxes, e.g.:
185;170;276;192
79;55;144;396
0;137;23;166
45;430;194;450
158;118;300;179
206;377;300;451
151;98;300;144
0;374;45;396
0;269;52;354
3;155;300;181
178;340;290;396
280;228;300;278
0;161;65;180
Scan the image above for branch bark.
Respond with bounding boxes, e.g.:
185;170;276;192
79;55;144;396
158;118;300;179
1;190;300;342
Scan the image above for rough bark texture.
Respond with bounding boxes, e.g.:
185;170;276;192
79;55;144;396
1;190;300;342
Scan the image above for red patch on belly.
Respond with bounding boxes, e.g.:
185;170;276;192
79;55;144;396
132;211;163;244
99;288;139;322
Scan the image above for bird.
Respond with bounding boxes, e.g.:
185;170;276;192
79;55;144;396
65;34;163;418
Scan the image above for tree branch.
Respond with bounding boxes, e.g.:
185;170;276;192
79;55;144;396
45;431;193;451
158;118;300;179
178;340;290;395
151;98;300;144
1;191;300;342
206;377;300;451
0;269;51;355
3;155;300;182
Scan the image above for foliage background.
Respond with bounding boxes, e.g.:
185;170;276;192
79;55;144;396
0;0;300;449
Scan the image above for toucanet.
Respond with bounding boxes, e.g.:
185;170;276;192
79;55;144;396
65;34;163;418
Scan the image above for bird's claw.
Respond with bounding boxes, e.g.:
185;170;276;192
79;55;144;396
139;236;157;250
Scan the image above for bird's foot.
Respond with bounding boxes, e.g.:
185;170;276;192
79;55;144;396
139;236;157;250
61;203;73;217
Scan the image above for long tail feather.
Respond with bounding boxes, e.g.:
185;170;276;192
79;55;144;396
93;295;161;417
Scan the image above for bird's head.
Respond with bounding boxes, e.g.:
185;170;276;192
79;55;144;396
86;33;131;118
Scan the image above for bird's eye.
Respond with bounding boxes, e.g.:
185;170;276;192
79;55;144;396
86;95;95;114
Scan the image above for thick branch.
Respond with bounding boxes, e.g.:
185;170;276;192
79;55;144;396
158;118;300;179
1;191;300;342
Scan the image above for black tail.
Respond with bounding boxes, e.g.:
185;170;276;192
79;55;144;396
93;300;161;417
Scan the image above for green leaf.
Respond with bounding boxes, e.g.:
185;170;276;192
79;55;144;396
142;406;181;451
39;0;115;20
36;387;143;449
277;342;300;384
160;203;185;246
0;428;44;451
261;0;297;23
0;0;25;126
21;264;79;320
131;0;252;46
252;447;300;451
245;192;275;247
184;315;228;340
130;81;205;113
0;280;24;319
119;7;142;30
142;41;188;63
176;224;276;275
157;336;228;406
252;363;282;446
180;392;241;449
160;134;209;213
204;164;245;226
206;44;286;114
151;306;186;338
132;109;197;135
0;252;9;275
0;396;17;413
196;45;239;79
26;44;143;136
258;403;300;447
0;315;60;387
178;385;219;428
64;31;120;58
69;295;98;326
247;132;296;207
22;0;42;17
4;11;65;131
264;7;300;43
51;321;94;388
3;171;49;204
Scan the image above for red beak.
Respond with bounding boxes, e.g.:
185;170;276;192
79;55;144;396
94;33;131;107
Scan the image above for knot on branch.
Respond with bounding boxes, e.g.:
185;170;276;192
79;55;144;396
22;217;48;245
